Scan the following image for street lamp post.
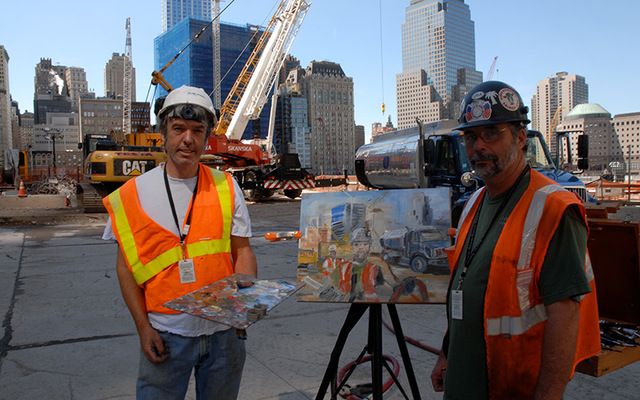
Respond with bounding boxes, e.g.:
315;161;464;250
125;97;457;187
44;128;64;176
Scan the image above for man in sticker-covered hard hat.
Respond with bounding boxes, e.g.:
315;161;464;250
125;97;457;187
102;85;257;399
430;81;600;399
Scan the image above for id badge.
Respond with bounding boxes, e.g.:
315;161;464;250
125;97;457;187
451;289;463;320
178;258;196;284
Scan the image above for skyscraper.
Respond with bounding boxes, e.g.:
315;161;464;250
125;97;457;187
396;0;481;128
161;0;212;32
154;18;271;140
33;58;71;124
531;72;589;148
0;46;12;174
64;67;89;110
304;60;355;175
104;53;136;101
273;66;311;168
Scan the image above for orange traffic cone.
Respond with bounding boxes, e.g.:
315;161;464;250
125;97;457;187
18;180;27;198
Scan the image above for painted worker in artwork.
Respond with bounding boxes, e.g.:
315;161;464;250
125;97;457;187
321;244;339;277
102;85;257;399
342;227;390;302
430;80;601;399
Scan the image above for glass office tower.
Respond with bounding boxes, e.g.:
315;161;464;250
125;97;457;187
161;0;212;32
154;18;271;139
401;0;476;103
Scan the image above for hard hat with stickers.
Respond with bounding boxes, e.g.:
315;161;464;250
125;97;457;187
456;80;530;130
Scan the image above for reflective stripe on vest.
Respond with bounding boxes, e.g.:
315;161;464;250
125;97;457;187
486;303;547;336
187;169;232;259
455;188;484;243
109;167;232;285
485;183;593;337
515;184;564;312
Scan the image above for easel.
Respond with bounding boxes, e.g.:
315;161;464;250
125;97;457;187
315;303;422;400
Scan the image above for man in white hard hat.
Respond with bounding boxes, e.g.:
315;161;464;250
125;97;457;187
102;85;257;399
321;244;339;277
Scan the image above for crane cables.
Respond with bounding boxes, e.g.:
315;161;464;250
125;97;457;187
209;0;281;100
378;0;386;115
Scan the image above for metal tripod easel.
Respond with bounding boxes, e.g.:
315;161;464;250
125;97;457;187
315;303;422;400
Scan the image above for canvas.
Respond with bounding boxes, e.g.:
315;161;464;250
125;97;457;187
297;188;452;304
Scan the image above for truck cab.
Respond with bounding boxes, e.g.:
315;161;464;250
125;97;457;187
525;130;589;202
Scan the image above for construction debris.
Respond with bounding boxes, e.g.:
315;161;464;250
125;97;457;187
28;175;77;197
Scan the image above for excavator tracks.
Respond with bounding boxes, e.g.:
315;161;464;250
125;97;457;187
77;183;111;213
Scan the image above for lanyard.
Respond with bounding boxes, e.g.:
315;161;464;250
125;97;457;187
163;165;200;248
456;166;529;290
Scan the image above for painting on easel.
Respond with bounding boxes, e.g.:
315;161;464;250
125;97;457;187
297;188;451;304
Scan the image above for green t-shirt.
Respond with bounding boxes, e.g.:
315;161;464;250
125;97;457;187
443;172;591;400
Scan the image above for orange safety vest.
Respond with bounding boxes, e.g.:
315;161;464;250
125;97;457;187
322;257;337;276
361;262;379;297
103;165;235;314
449;169;601;399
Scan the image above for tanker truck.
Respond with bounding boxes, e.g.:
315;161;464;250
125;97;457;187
355;121;589;225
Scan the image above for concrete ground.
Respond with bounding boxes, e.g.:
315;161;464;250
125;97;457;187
0;196;639;399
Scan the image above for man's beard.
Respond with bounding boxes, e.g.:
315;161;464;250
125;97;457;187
353;253;367;263
470;144;519;180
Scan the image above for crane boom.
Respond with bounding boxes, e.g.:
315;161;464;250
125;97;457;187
487;56;498;81
214;0;310;140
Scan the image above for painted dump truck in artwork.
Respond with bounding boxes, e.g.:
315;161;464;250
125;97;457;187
379;226;450;274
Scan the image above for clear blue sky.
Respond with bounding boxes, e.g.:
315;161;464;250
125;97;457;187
2;0;638;142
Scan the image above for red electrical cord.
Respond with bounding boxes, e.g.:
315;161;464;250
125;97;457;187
338;353;401;399
381;316;441;355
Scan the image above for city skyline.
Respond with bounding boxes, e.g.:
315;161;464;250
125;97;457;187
1;0;639;141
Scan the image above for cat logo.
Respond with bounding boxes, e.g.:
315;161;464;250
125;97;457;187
122;160;148;176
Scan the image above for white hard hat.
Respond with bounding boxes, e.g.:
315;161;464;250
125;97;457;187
328;244;337;252
158;85;216;123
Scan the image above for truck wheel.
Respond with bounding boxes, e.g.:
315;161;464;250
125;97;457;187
261;189;275;199
283;189;302;199
410;255;429;273
243;171;262;202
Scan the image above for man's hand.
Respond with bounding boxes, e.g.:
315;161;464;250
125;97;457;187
234;272;256;289
115;249;168;364
139;324;168;363
430;352;447;392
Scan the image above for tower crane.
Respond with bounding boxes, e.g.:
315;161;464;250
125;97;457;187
122;17;133;141
212;0;223;108
486;56;498;81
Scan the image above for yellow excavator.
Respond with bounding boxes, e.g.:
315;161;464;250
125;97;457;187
77;130;166;212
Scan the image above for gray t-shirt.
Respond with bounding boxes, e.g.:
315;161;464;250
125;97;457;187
103;164;252;336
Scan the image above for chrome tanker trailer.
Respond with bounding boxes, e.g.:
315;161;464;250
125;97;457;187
355;122;478;225
355;122;589;225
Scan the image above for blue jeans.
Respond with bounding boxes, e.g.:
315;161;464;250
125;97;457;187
137;328;246;400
